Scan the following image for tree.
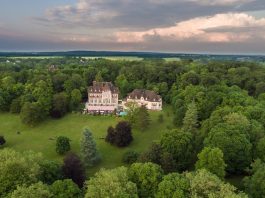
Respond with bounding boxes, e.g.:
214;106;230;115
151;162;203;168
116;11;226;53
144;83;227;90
32;80;53;117
129;162;163;197
80;129;100;167
85;167;138;198
138;142;163;165
122;150;139;164
56;136;71;155
114;121;133;147
182;101;198;134
135;105;150;131
38;160;63;185
10;182;52;198
115;74;130;98
10;97;22;113
51;92;69;118
156;173;190;198
0;136;6;146
244;160;265;198
158;114;164;123
62;153;86;188
256;137;265;162
20;102;43;126
0;149;42;196
95;71;103;82
105;126;116;144
160;129;193;171
195;147;226;179
160;152;176;174
124;101;139;125
187;169;247;198
50;179;82;198
69;89;82;111
204;123;252;173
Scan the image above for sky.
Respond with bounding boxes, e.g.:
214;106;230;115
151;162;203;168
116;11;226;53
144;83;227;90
1;0;265;54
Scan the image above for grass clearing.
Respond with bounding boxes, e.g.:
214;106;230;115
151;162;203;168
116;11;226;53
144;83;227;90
0;106;173;175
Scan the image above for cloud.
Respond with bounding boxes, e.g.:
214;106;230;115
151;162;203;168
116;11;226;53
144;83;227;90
189;0;254;6
35;0;265;30
115;13;265;43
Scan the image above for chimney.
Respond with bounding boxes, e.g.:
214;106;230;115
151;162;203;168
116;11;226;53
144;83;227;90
93;81;96;86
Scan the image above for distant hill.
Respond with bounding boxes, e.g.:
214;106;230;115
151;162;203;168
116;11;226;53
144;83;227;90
0;51;264;61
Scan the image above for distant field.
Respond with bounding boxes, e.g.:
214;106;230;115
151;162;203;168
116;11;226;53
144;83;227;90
2;56;181;61
82;56;143;61
7;56;64;59
0;106;173;175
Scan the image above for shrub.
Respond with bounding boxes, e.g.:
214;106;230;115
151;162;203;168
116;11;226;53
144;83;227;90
0;136;6;146
122;151;139;164
56;136;71;155
158;114;164;123
105;121;133;147
62;153;86;188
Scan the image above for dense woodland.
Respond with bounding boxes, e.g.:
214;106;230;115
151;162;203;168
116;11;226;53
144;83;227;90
1;57;265;197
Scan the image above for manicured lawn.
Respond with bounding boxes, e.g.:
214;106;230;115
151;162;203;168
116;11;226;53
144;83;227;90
0;106;173;175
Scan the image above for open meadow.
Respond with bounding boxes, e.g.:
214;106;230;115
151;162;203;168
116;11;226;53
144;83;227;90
0;106;173;175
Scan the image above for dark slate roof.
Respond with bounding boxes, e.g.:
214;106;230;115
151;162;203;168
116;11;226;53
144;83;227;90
88;81;119;93
127;89;162;102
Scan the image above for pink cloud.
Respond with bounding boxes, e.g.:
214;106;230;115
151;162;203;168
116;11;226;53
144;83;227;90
115;13;265;43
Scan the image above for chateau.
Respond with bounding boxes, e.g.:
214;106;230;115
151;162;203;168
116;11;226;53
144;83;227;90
85;81;119;114
85;82;162;114
123;89;162;111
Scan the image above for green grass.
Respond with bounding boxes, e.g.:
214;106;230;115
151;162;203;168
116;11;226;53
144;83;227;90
0;106;173;175
81;56;143;61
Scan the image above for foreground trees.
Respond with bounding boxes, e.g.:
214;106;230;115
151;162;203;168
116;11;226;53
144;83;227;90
86;167;138;198
156;173;190;198
0;149;42;196
195;147;226;179
244;160;265;198
128;162;163;197
160;129;193;171
10;182;52;198
50;179;82;198
204;123;252;173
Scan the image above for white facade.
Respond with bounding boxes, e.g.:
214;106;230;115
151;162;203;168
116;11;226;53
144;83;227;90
123;89;162;111
86;82;119;114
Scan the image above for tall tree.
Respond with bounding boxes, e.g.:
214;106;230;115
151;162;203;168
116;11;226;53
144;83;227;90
135;105;150;131
0;149;42;196
69;89;82;111
62;153;86;188
10;182;52;198
204;123;252;173
188;169;247;198
114;121;133;147
156;173;190;198
244;160;265;198
20;102;43;126
129;162;163;198
195;147;226;179
80;129;100;167
50;179;82;198
160;129;193;171
182;101;198;134
38;160;63;185
85;167;138;198
51;92;69;118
